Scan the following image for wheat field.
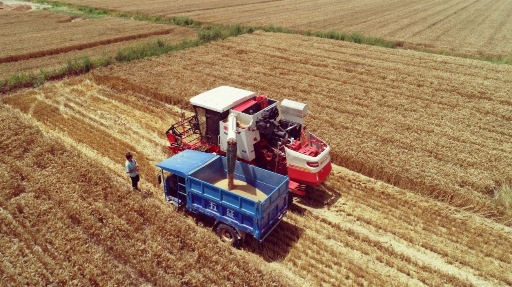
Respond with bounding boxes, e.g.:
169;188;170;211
0;9;196;77
60;0;512;58
0;104;295;286
2;31;512;285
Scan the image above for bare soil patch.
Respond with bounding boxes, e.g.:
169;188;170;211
0;0;50;11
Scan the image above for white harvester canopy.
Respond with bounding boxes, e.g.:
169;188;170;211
190;86;256;113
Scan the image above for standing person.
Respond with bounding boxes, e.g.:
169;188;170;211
125;152;140;191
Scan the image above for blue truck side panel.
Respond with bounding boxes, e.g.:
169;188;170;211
156;150;288;242
187;156;288;241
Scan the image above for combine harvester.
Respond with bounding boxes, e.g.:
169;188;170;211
165;86;332;198
156;149;289;246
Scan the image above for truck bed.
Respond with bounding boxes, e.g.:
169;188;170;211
187;154;289;241
156;150;289;242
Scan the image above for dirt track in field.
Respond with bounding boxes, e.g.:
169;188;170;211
60;0;512;58
2;32;512;284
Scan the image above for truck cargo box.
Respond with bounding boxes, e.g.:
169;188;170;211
156;150;289;243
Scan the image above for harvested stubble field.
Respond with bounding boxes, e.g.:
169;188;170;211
60;0;512;58
0;104;295;286
2;32;512;286
0;8;196;77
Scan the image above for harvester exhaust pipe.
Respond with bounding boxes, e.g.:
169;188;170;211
226;113;237;190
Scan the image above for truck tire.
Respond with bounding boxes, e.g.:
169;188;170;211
216;223;240;247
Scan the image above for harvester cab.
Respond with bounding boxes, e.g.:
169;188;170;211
165;86;332;196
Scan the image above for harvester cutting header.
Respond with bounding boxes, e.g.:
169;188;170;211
165;86;332;196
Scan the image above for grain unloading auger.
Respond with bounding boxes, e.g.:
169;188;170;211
165;86;332;197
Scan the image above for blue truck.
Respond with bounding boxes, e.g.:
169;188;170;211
156;149;289;246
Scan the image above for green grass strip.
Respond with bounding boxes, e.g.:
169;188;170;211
114;38;200;62
0;38;201;93
302;30;399;48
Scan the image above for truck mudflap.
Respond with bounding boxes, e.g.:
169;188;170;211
289;180;306;196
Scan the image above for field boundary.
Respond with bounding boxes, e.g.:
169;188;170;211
0;29;176;64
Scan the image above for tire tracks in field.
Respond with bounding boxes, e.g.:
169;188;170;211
430;0;497;43
298;204;497;286
292;164;512;286
481;1;512;48
344;0;438;36
386;0;469;38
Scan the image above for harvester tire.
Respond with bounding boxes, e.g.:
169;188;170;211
217;223;240;247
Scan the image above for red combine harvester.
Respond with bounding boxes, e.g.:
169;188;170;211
165;86;331;197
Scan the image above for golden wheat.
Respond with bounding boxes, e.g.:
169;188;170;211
3;32;512;286
59;0;512;58
0;106;296;286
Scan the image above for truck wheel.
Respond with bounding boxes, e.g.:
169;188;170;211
217;223;240;247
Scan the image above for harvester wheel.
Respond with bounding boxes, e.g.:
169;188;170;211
216;223;240;247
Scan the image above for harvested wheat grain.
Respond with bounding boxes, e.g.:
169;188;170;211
213;178;267;201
